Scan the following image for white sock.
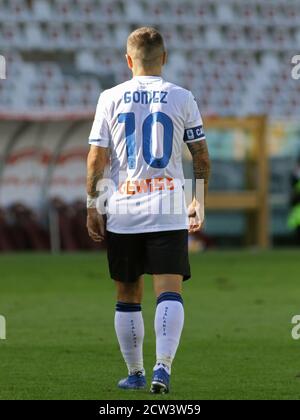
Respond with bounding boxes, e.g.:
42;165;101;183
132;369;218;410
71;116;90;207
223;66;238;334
154;292;184;374
114;302;145;375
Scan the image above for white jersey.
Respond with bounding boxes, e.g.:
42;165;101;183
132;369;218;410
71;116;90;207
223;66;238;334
89;76;205;234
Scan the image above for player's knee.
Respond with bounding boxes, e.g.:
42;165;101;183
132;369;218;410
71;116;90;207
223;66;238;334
115;281;142;303
153;274;183;297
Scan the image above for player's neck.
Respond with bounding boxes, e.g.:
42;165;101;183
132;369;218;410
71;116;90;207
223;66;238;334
132;68;162;77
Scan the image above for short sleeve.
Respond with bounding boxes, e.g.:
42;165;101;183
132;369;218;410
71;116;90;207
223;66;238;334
88;92;111;148
183;91;206;143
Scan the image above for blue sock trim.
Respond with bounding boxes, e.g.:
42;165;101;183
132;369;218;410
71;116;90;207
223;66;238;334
116;302;142;312
157;292;183;306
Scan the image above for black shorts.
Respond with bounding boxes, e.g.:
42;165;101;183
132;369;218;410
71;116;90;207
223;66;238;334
106;229;191;283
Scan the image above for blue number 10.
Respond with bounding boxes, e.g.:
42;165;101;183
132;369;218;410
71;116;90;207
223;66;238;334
118;111;173;170
118;112;136;169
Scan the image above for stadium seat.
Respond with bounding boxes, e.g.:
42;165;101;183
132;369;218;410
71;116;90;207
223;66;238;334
284;3;300;24
192;1;214;24
272;27;295;50
96;1;124;23
32;0;53;20
69;23;89;48
225;27;247;49
216;3;236;23
124;0;144;21
6;0;29;22
25;24;43;49
170;2;194;24
75;51;97;73
44;23;68;49
144;1;169;24
78;0;97;21
53;0;77;21
89;25;112;48
259;3;282;24
235;3;257;23
205;27;223;49
0;23;24;49
114;24;131;48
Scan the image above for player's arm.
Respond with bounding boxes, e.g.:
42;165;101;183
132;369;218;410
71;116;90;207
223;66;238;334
187;139;211;233
184;91;211;233
187;139;210;200
86;145;107;242
86;90;110;242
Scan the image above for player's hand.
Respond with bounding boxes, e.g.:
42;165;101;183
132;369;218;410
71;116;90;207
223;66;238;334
188;198;204;233
87;208;105;242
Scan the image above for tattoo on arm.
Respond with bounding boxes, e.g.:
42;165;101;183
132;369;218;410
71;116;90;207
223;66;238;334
187;140;211;198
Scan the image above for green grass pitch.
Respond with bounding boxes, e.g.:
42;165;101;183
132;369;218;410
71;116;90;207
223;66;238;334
0;251;300;400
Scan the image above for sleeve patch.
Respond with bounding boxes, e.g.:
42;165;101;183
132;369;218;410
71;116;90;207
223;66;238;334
184;126;205;142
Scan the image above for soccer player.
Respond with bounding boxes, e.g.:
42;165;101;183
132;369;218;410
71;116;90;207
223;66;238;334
86;27;210;394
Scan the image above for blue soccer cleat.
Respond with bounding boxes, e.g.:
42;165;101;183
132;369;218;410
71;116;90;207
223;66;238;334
150;367;170;394
118;371;146;390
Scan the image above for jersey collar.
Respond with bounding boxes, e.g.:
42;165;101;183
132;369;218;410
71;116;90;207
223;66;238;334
133;76;162;81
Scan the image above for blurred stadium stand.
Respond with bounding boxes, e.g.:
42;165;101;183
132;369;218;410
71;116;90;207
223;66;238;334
0;0;300;250
1;0;300;116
